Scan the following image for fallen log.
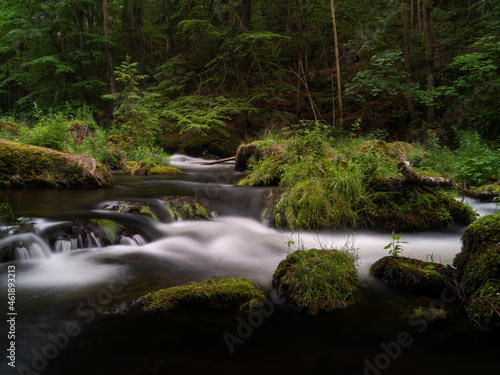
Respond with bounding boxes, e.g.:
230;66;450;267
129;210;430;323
397;161;498;201
198;156;236;166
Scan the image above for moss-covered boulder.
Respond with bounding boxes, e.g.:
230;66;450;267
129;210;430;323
235;141;285;172
357;140;426;163
0;139;113;188
123;160;183;176
272;249;362;314
371;176;477;231
467;280;500;330
104;201;159;221
370;256;453;296
164;196;215;221
0;120;20;135
453;212;500;329
141;277;266;312
478;180;500;195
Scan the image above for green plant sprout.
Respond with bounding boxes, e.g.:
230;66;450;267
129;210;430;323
384;231;409;257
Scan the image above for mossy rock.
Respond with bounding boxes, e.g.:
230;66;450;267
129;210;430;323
272;249;362;314
370;256;453;296
123;160;183;176
372;178;476;232
478;180;500;195
164;196;214;221
0;120;20;135
105;201;159;221
453;212;500;293
0;139;113;188
43;218;145;248
141;277;266;312
357;140;424;163
148;166;184;175
235;141;285;172
467;280;500;330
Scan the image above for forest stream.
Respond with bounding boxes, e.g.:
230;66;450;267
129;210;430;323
1;156;498;375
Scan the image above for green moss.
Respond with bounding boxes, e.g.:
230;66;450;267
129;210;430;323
148;166;184;175
141;277;266;312
90;219;123;245
164;196;214;221
0;139;113;188
454;212;500;292
122;160;183;176
370;256;452;296
105;201;159;221
371;179;476;232
478;180;500;195
467;280;500;330
235;141;285;176
0;120;20;135
272;249;362;314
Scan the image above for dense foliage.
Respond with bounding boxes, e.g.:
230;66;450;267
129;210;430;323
0;0;498;149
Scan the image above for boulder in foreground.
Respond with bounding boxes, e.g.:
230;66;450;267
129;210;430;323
0;139;113;188
141;277;266;312
273;249;362;314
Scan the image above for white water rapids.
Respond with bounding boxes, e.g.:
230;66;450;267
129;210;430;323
7;195;497;291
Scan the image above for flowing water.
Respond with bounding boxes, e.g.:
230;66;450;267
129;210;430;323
1;156;498;375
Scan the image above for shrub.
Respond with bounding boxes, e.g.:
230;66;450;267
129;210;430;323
452;130;499;187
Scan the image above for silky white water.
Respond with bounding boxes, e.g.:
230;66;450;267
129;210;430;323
7;216;471;290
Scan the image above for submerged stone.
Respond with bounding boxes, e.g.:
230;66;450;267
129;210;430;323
141;277;266;312
272;249;362;314
164;196;215;221
105;201;159;221
370;256;452;296
0;139;113;188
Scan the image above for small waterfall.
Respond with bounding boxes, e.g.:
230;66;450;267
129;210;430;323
120;234;146;246
0;233;53;261
54;238;79;253
14;247;30;261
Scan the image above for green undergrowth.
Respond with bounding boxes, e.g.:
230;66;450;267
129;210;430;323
141;277;266;312
272;247;363;314
240;124;477;231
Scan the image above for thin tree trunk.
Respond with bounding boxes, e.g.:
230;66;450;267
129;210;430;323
134;0;144;69
417;0;421;33
402;1;417;121
422;0;435;122
103;0;116;94
410;0;414;31
330;0;343;123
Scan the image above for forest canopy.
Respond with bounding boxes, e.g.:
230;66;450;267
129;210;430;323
0;0;498;144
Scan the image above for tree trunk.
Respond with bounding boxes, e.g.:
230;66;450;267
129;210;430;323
402;1;417;121
103;0;116;94
330;0;343;123
422;0;435;123
134;0;144;69
417;0;422;33
240;0;251;30
398;161;498;201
